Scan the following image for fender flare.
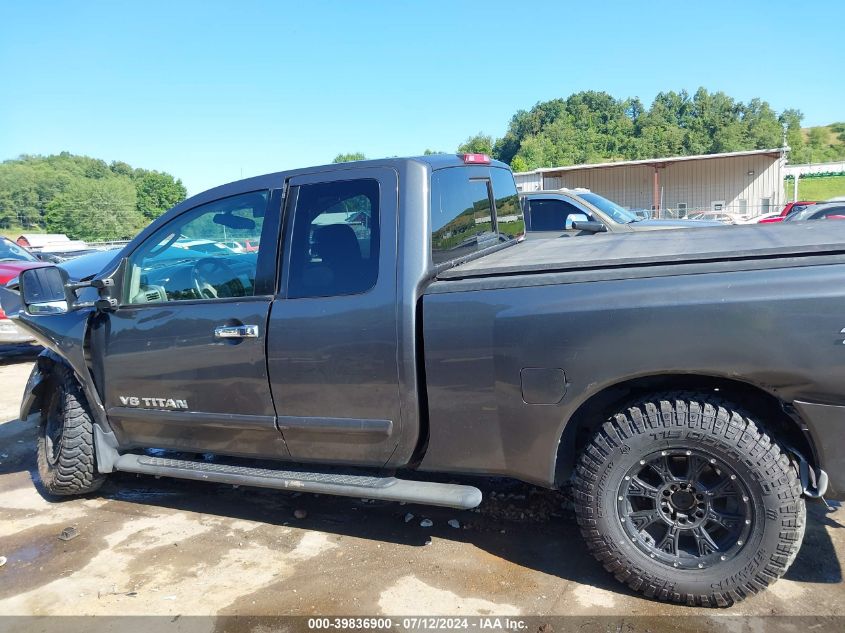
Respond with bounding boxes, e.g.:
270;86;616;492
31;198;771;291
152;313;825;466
20;348;120;473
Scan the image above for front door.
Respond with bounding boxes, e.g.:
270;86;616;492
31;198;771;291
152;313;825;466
268;167;401;466
99;189;288;459
526;197;593;234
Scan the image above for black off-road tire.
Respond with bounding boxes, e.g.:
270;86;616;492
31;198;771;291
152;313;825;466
36;364;106;496
573;392;805;607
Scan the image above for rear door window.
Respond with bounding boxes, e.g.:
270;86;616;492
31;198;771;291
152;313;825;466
287;178;380;298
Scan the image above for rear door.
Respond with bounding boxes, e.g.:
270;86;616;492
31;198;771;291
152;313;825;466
268;167;401;466
99;189;287;459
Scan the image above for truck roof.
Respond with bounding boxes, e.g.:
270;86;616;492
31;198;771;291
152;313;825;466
183;154;510;213
439;221;845;280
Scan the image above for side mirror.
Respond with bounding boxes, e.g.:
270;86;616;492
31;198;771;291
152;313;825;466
565;213;590;230
19;266;72;315
571;220;608;233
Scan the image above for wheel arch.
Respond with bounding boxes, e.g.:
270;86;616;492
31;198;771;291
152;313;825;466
22;348;110;431
20;349;68;421
553;373;817;487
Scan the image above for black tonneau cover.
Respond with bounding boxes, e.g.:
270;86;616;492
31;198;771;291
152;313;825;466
438;222;845;280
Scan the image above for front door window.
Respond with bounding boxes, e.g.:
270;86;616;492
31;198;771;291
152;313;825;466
125;191;268;304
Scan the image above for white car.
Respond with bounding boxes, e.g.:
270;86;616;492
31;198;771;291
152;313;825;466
172;238;236;254
687;212;741;224
740;212;783;224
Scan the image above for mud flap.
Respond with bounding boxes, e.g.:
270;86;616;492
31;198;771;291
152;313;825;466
94;425;120;473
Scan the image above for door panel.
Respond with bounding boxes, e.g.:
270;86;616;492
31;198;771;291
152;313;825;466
103;300;286;457
268;167;401;466
100;188;286;458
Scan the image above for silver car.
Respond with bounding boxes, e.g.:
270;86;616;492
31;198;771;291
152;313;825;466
521;189;725;237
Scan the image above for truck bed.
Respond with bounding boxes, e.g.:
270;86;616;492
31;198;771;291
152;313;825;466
438;222;845;280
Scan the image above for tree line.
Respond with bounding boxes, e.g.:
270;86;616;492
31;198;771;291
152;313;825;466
338;88;845;171
0;153;186;241
456;88;844;171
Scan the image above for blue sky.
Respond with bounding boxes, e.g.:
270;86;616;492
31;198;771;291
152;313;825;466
1;0;843;195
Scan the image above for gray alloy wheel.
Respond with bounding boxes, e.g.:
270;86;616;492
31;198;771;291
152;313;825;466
573;392;806;606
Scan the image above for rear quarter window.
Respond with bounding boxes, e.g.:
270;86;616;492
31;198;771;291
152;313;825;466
490;167;523;240
430;169;496;265
429;166;523;265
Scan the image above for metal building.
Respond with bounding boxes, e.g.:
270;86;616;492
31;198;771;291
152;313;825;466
514;148;786;219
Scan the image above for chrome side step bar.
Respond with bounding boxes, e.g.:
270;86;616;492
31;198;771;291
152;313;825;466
112;453;482;510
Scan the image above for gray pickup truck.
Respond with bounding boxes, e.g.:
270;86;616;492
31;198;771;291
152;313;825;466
3;154;843;607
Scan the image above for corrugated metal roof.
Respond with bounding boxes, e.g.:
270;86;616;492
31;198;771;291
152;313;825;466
514;148;786;175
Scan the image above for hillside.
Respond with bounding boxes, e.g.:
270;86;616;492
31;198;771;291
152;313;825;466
791;122;845;164
0;153;186;241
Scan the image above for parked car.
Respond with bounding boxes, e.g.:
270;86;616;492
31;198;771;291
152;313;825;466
758;201;819;224
0;236;50;344
173;238;240;254
521;190;723;237
686;211;741;224
783;202;845;222
740;212;783;224
4;154;843;607
35;247;110;263
628;208;652;220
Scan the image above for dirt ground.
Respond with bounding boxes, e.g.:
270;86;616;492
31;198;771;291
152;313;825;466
1;347;843;631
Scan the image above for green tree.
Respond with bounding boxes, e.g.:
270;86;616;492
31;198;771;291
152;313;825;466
135;171;187;220
495;87;800;170
332;152;367;163
780;109;808;163
0;153;185;237
109;160;135;178
46;177;143;241
742;98;782;149
457;133;494;155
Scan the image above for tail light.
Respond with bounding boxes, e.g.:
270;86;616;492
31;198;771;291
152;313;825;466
462;153;491;165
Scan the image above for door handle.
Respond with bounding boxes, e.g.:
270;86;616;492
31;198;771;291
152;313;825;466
214;324;259;339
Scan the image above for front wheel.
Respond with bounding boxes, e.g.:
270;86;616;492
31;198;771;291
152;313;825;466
573;394;805;606
36;364;106;496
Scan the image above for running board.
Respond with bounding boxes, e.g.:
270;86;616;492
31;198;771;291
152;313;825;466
113;454;482;510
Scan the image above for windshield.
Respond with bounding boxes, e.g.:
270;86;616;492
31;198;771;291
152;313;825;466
578;192;639;224
786;204;812;217
785;207;819;222
0;238;38;263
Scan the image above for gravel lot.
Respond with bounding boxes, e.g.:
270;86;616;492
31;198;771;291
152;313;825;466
0;348;843;631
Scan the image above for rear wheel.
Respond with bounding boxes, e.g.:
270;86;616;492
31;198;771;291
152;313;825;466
573;393;805;606
36;364;106;496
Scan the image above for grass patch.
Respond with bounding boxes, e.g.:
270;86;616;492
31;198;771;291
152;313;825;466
0;226;41;240
783;175;845;202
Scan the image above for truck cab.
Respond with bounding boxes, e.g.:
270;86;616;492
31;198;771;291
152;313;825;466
3;154;521;504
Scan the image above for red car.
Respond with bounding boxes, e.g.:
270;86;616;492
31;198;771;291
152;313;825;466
758;201;818;224
0;237;50;344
